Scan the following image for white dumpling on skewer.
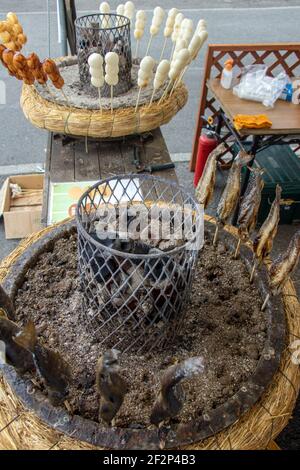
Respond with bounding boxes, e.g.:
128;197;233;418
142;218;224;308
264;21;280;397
180;18;194;44
124;1;135;23
105;52;119;113
135;55;155;111
149;59;170;106
159;48;190;103
159;8;179;61
88;53;104;113
175;29;208;90
116;4;125;15
145;6;165;56
99;1;111;27
197;19;207;32
173;38;188;60
170;12;184;59
134;10;146;57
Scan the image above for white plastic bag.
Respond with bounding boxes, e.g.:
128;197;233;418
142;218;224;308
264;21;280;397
233;65;290;108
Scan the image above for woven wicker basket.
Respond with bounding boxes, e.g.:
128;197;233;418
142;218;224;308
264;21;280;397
20;82;188;139
0;215;299;450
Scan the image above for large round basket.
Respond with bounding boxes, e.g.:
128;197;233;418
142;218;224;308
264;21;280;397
0;215;299;450
20;81;188;139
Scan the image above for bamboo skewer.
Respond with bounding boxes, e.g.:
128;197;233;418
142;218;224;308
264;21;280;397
159;37;168;62
234;238;241;259
145;35;153;56
213;225;219;247
158;80;172;104
261;293;270;311
149;88;155;107
135;86;142;113
110;85;113;114
250;262;256;283
98;87;103;114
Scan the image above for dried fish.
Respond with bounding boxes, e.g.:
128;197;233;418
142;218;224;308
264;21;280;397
0;284;15;320
234;168;264;258
253;185;282;265
238;168;265;241
195;143;226;209
14;320;71;402
96;349;128;425
269;230;300;296
217;151;251;227
150;356;204;426
0;316;35;373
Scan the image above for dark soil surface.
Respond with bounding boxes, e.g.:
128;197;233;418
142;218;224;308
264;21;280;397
14;230;266;428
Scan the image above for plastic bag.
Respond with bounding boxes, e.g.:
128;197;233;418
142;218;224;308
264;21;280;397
233;65;290;108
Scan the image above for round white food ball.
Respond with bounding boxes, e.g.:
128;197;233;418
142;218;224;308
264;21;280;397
197;19;207;30
154;7;165;19
137;77;148;88
89;66;103;78
124;1;135;15
91;76;104;88
105;74;119;86
168;8;179;19
157;59;170;76
138;69;150;81
105;51;119;65
166;17;174;28
116;4;124;15
135;19;145;29
198;29;208;43
164;26;173;37
105;63;119;74
181;18;193;30
189;34;203;58
177;48;191;65
175;12;184;25
134;29;143;40
100;2;110;13
140;56;155;72
150;24;159;35
154;77;164;89
88;53;103;67
136;10;146;20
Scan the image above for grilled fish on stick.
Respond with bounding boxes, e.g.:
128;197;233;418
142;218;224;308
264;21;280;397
96;349;128;425
214;150;251;245
269;230;300;296
238;169;264;241
234;168;265;258
195;143;226;209
1;47;21;79
150;356;205;426
253;184;281;264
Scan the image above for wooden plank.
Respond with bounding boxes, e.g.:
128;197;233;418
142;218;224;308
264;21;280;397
50;137;75;182
98;140;125;179
208;78;300;135
74;140;101;181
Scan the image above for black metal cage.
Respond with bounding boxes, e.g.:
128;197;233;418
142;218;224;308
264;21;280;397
76;175;202;353
75;13;132;97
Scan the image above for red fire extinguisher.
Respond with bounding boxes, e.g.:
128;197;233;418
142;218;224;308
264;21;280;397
194;118;218;187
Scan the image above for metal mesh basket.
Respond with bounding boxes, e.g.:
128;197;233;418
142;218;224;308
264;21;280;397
75;13;132;97
76;175;202;353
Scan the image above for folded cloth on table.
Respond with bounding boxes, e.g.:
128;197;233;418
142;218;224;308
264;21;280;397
233;114;272;131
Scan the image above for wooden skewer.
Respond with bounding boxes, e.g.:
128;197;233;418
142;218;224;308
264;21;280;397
170;43;175;61
159;37;168;62
98;87;103;114
135;40;140;59
145;35;153;56
213;225;219;247
234;238;241;259
158;80;172;104
261;293;270;311
61;88;70;106
149;88;155;107
250;262;256;283
169;79;178;97
135;86;142;113
110;85;113;114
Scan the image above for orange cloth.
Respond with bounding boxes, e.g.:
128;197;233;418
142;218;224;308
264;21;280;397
233;114;272;131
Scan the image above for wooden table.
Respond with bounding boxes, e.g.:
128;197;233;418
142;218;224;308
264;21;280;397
41;128;177;225
207;78;300;223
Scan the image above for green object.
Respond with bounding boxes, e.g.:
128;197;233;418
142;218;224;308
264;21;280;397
236;144;300;225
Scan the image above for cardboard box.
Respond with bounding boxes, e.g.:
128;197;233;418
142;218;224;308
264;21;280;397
0;174;44;239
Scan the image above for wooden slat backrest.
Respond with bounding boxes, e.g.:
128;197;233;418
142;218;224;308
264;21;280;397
190;43;300;170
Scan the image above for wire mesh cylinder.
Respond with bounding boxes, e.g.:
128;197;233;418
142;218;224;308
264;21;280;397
76;175;202;353
75;14;132;97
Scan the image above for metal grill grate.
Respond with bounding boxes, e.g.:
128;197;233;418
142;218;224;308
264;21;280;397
76;175;202;353
75;13;132;97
